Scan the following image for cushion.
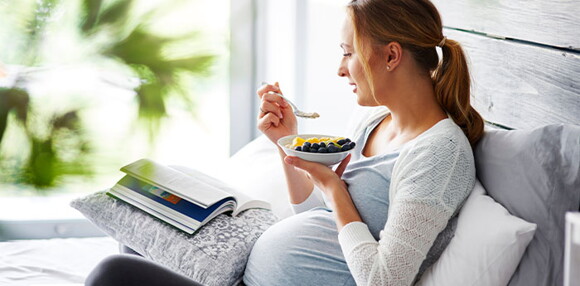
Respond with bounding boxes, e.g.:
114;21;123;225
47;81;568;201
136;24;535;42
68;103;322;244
70;191;277;286
416;180;537;286
475;124;580;286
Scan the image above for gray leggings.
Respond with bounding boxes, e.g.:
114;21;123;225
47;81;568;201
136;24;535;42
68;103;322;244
85;245;204;286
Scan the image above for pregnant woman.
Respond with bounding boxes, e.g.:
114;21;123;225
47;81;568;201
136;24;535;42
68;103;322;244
86;0;483;285
244;0;482;285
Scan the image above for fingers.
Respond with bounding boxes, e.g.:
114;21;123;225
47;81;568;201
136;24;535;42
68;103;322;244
257;112;281;130
257;82;289;120
334;154;351;177
258;83;289;105
257;91;290;121
261;92;288;108
284;156;316;172
285;154;351;177
257;82;282;99
259;98;284;119
284;156;340;190
284;156;330;181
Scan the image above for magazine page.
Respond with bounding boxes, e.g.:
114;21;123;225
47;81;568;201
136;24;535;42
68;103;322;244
231;197;271;217
121;159;231;208
170;165;271;216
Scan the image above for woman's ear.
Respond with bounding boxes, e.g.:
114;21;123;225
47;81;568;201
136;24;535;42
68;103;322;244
383;42;403;71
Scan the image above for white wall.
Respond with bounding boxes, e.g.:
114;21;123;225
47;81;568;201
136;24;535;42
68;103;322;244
299;0;358;136
261;0;357;137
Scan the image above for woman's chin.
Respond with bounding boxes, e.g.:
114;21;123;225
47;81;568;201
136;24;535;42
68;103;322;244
356;97;376;107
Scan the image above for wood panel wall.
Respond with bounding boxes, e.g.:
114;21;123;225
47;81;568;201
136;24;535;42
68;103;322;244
432;0;580;129
443;29;580;129
432;0;580;50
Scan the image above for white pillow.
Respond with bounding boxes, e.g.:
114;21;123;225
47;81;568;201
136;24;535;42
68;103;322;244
417;180;537;286
219;135;293;219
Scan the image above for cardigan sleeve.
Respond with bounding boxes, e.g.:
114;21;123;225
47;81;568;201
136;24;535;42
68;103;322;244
338;130;475;286
291;186;327;214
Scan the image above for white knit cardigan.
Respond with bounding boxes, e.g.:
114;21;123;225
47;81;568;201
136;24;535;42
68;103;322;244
337;107;476;286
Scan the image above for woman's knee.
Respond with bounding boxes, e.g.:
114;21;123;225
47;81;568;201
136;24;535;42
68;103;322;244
85;255;135;286
86;254;203;286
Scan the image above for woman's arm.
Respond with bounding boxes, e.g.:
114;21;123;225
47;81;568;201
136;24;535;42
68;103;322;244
256;83;317;206
338;201;455;286
278;147;316;204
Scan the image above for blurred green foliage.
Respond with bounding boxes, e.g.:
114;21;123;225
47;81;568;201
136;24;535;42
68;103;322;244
0;0;217;191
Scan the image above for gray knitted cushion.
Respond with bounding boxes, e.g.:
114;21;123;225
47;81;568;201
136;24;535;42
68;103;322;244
71;191;277;286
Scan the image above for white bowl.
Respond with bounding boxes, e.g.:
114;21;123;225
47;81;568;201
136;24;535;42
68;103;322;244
277;134;354;166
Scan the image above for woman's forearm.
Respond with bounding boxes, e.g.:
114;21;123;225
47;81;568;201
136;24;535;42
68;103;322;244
277;147;315;204
327;184;363;231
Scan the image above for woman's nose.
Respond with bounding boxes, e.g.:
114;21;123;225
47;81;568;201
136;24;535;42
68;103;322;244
337;65;347;77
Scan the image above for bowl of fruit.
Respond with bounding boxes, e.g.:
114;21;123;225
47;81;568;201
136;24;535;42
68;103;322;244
277;134;356;166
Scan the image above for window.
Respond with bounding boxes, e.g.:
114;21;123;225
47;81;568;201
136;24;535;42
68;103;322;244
0;1;230;201
238;0;357;139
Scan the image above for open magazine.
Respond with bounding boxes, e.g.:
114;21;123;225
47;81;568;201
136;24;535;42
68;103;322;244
107;158;271;234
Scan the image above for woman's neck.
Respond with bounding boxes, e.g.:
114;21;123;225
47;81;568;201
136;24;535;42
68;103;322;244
383;73;447;138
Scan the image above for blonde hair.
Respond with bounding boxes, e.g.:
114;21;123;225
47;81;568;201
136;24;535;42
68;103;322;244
347;0;484;146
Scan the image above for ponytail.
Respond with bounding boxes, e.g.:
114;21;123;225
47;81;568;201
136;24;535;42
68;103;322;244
433;39;484;146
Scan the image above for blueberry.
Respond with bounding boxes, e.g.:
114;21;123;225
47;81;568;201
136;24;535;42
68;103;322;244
349;141;356;149
337;139;346;145
295;146;302;151
309;147;319;153
345;138;351;143
327;142;336;147
303;142;311;148
319;142;326;148
312;143;320;149
318;147;328;153
302;145;310;152
327;145;339;153
341;144;351;152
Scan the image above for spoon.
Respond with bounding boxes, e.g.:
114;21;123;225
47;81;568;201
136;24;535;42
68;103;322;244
261;82;320;119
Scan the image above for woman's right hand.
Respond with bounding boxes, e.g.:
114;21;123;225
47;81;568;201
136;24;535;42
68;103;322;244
256;82;298;144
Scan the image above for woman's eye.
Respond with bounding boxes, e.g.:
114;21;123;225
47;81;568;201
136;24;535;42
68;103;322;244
342;53;352;57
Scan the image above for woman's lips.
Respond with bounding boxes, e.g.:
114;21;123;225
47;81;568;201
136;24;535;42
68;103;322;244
350;83;357;93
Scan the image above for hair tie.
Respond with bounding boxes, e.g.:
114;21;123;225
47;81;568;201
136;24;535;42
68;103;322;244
437;36;446;48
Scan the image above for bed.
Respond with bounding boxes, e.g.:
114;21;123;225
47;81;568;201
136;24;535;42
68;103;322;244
0;237;117;285
1;0;579;285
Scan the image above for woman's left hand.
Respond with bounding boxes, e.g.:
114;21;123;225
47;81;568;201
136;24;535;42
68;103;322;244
284;154;362;229
283;154;351;196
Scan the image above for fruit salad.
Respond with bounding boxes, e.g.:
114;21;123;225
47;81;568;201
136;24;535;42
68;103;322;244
286;136;356;153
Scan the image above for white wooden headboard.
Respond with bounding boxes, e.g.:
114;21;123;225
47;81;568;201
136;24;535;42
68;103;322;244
431;0;580;129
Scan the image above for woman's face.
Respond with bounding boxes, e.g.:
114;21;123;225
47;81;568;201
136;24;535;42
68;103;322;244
337;17;376;106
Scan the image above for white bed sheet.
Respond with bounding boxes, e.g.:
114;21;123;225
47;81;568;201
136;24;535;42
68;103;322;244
0;236;118;286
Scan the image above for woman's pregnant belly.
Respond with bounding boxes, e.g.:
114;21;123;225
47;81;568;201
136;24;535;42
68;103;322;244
243;208;355;286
